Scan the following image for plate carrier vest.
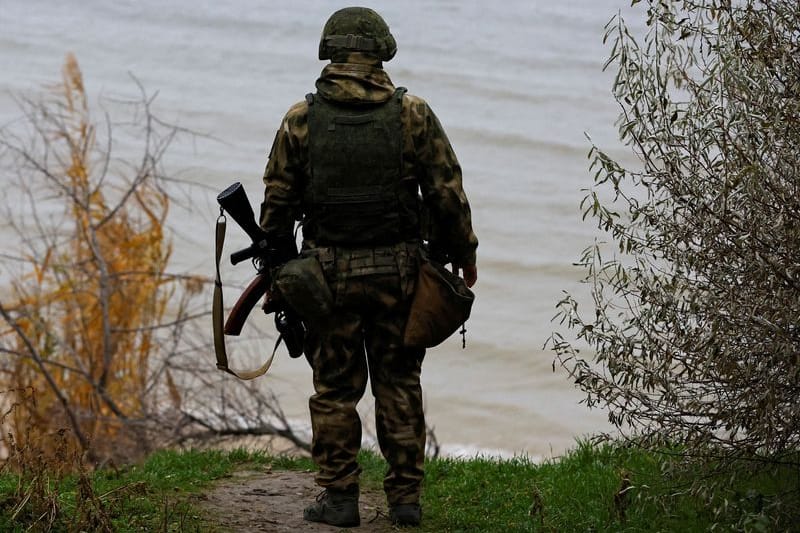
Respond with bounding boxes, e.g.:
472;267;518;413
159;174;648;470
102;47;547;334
304;87;420;246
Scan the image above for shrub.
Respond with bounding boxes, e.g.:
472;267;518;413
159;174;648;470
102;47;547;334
550;0;799;523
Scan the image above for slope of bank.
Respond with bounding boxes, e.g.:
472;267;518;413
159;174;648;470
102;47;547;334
0;443;795;531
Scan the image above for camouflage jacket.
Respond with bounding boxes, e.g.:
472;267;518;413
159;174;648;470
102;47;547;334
260;55;478;266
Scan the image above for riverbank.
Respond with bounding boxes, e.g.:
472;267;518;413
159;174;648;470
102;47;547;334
2;442;795;531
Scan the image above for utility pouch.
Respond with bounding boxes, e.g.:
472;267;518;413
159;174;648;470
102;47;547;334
274;255;334;324
403;255;475;349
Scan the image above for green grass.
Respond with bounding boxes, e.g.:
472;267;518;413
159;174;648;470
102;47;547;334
415;442;798;532
1;442;797;532
0;448;281;532
89;449;271;531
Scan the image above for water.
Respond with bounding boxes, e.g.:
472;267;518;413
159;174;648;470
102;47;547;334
0;0;646;458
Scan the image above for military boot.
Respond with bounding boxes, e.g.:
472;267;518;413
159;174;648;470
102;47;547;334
389;503;422;527
303;486;360;527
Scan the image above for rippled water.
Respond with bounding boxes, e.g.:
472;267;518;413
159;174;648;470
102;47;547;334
0;0;647;457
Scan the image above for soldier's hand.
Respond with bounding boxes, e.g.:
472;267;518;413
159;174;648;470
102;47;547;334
451;263;477;288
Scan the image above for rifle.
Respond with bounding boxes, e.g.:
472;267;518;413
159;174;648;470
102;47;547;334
212;182;304;380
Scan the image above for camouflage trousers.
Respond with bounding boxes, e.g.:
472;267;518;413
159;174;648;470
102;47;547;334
303;242;426;505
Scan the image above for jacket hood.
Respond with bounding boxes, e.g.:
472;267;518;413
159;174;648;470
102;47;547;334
315;54;396;105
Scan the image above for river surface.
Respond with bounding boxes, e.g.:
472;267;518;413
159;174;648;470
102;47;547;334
0;0;647;458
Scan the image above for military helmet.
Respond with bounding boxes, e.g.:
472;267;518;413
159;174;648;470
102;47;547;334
318;7;397;62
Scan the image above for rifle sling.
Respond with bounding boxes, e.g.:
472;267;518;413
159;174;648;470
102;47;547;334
213;214;275;380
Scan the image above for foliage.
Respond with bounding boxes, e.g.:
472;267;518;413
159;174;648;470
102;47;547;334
0;55;312;478
550;0;799;524
551;1;799;456
0;54;207;462
0;388;114;532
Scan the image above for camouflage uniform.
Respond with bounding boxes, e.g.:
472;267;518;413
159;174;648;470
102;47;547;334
260;52;478;506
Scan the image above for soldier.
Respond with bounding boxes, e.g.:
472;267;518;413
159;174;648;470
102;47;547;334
259;7;478;528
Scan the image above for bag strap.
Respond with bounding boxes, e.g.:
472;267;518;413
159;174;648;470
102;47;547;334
213;211;275;380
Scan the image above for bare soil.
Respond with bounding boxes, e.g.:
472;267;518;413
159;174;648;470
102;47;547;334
196;467;397;532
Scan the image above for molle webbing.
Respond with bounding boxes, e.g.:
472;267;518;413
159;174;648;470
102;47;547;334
306;88;418;245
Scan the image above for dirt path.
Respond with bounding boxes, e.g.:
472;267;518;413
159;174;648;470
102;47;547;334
196;467;397;532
